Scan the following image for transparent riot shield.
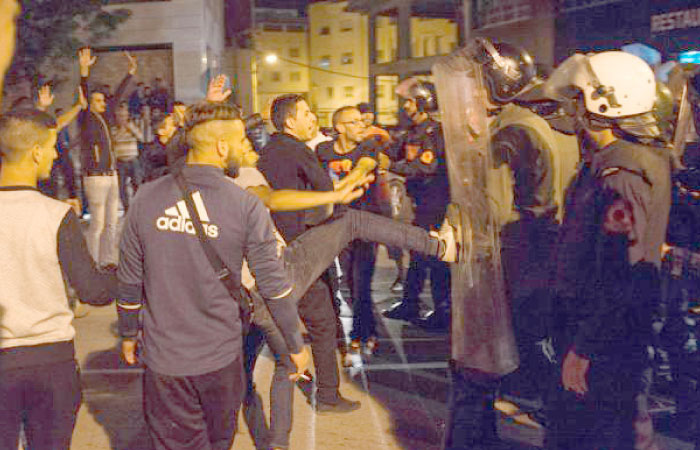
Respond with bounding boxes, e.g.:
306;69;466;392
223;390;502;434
433;55;519;375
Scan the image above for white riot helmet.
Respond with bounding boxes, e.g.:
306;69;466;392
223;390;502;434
543;51;656;118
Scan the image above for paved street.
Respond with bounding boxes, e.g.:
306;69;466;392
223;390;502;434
68;246;693;449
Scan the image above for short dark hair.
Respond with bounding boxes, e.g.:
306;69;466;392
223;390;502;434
0;109;57;160
271;94;305;132
186;102;243;150
332;106;358;129
186;102;242;132
357;102;373;114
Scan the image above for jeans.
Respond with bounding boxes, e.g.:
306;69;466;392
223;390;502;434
347;240;378;341
251;208;439;449
0;359;81;450
117;158;142;211
84;174;119;265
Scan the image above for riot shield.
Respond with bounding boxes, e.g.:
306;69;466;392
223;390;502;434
433;54;519;375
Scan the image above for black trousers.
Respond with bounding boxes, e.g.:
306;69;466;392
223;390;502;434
0;359;81;450
296;277;340;403
143;357;245;450
443;362;501;450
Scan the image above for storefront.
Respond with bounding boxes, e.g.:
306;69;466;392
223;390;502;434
554;0;700;63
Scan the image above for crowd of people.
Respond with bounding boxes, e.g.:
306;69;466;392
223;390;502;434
2;0;700;449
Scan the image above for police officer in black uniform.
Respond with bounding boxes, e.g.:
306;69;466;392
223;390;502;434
543;51;671;449
382;79;451;330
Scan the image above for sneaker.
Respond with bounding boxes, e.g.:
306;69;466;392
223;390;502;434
389;276;404;293
382;301;420;322
417;310;449;331
315;396;361;414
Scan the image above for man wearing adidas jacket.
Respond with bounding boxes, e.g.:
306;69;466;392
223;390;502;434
116;103;308;450
0;109;118;450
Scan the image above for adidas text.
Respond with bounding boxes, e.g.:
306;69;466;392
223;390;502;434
156;216;220;238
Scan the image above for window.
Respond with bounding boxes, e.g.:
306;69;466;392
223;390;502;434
376;49;385;62
344;86;354;98
262;24;283;32
376;85;385;99
319;56;331;68
290;72;301;82
319;26;330;35
423;37;432;56
341;52;353;65
327;87;334;99
286;24;304;32
340;20;353;32
289;48;300;58
435;36;442;55
271;72;281;82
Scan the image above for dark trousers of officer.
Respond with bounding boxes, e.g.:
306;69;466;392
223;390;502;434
0;359;81;450
404;251;450;315
117;158;142;211
443;362;501;450
143;356;245;450
545;357;641;449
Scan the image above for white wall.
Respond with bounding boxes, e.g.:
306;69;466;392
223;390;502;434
102;0;226;103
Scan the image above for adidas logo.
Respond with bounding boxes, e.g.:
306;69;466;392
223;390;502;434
156;191;220;238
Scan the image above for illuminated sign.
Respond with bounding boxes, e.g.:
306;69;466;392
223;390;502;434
651;7;700;33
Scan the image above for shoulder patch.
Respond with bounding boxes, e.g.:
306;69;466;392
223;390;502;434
420;150;435;165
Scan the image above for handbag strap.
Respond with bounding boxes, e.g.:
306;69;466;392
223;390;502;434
172;170;251;320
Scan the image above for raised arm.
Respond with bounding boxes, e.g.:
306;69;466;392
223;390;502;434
79;48;97;113
247;174;371;212
111;51;137;106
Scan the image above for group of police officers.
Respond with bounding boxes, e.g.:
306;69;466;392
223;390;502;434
382;38;692;449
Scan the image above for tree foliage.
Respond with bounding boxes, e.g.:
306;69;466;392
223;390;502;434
8;0;130;87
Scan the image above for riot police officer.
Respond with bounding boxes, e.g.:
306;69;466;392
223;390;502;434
543;51;671;449
438;38;580;448
382;78;451;330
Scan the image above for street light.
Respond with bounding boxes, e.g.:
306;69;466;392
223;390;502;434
264;53;278;65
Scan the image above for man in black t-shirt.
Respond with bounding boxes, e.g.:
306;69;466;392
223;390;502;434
317;105;384;354
258;94;361;413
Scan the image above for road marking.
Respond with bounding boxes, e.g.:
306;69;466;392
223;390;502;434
361;361;448;371
81;368;144;374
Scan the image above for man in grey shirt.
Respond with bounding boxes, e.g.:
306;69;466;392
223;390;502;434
117;102;307;450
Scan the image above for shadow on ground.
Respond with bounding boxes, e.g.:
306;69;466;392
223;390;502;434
82;346;153;450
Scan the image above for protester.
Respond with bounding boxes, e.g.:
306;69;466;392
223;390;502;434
117;102;309;450
78;47;137;266
0;109;118;450
112;103;144;211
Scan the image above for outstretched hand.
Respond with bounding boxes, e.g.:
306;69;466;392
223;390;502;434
125;51;137;76
36;84;55;111
206;74;232;103
79;48;97;77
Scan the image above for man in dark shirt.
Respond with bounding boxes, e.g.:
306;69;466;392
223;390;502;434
317;105;384;353
78;47;136;266
258;94;361;413
0;109;117;450
117;102;307;449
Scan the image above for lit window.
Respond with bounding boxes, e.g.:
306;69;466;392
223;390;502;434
344;86;354;98
327;87;334;99
319;26;330;35
289;48;300;58
271;72;281;82
319;56;331;68
290;72;301;82
341;52;353;65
